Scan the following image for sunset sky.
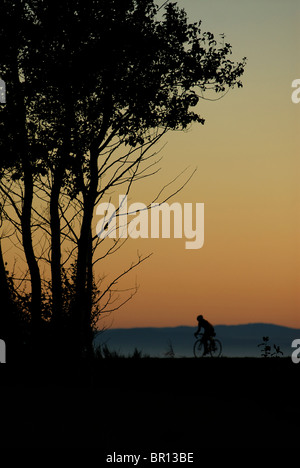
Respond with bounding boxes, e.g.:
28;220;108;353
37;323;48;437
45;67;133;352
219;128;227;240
97;0;300;330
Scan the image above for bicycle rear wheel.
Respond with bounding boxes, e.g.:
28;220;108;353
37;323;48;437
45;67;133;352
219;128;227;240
210;339;222;357
193;339;205;358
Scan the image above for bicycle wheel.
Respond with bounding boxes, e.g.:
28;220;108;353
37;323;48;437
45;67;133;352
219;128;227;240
193;339;205;358
210;339;222;357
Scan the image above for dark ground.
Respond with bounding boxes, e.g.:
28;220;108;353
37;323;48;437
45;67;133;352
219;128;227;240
0;357;299;450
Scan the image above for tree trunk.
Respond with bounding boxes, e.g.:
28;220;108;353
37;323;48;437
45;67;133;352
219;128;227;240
50;165;64;331
21;160;42;342
9;38;42;348
0;240;14;340
73;149;99;360
71;95;112;361
73;199;95;359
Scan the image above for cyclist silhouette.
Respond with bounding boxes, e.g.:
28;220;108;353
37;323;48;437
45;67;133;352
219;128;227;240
194;315;215;355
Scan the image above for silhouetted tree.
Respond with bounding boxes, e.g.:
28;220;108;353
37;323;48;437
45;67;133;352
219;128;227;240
0;0;246;364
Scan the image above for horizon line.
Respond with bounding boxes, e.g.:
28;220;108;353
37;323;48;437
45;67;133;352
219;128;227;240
98;321;300;331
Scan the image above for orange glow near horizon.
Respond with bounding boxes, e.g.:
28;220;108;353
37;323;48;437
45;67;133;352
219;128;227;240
97;1;300;330
2;1;299;331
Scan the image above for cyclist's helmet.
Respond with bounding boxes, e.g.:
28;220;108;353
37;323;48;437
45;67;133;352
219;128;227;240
197;315;203;321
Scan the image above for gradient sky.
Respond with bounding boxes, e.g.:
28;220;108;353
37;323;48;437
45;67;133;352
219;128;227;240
4;1;297;331
96;0;300;330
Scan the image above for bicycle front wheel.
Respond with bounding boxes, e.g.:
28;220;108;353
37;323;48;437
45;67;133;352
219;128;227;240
210;339;222;357
193;339;205;358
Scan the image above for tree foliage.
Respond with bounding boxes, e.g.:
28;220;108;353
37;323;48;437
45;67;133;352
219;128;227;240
0;0;246;364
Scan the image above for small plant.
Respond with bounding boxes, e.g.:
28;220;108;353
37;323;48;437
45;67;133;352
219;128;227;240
131;347;143;359
271;344;284;358
258;336;271;358
96;344;125;359
258;336;283;358
131;348;150;358
95;344;150;359
164;340;175;358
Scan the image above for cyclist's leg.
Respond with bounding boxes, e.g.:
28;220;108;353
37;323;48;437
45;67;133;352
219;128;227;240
203;331;209;354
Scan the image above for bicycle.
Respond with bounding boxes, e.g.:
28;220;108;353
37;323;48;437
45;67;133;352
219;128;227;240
193;333;222;358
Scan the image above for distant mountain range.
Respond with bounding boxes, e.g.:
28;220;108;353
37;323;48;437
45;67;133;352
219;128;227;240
93;323;300;358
